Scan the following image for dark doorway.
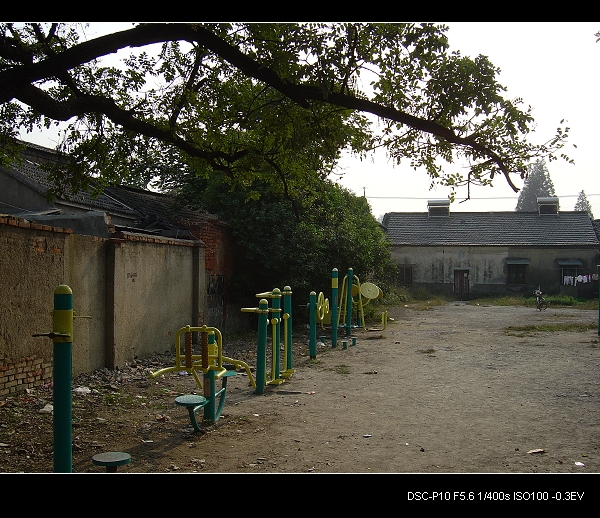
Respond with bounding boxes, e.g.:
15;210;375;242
454;270;470;301
206;273;225;328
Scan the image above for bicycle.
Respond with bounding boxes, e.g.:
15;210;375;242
533;288;548;311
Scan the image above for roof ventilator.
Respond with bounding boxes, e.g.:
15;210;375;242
537;197;559;215
427;199;450;217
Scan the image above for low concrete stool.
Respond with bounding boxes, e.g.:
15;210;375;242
92;451;132;472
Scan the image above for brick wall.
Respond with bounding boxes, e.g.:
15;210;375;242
190;219;237;275
0;356;53;396
1;215;208;395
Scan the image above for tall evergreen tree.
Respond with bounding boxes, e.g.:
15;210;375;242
515;159;558;211
574;190;594;219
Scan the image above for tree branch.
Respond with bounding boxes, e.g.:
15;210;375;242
0;23;517;190
15;83;247;176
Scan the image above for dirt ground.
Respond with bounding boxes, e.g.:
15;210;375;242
1;301;599;475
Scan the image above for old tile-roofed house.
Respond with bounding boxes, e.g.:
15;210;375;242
0;139;222;238
0;139;240;329
382;198;600;300
0;140;141;228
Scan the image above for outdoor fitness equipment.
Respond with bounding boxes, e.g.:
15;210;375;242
241;286;294;395
150;325;245;431
152;285;294;428
32;285;74;473
33;286;126;473
151;325;255;390
338;268;382;334
309;268;386;357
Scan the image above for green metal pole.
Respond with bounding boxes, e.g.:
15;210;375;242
309;291;317;359
283;286;293;370
271;288;282;380
346;268;353;337
204;368;216;423
331;269;338;347
205;332;216;422
255;299;269;394
53;285;73;473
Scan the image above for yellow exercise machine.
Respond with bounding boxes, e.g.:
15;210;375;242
149;325;255;431
150;325;255;390
337;268;383;335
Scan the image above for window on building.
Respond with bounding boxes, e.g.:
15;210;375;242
561;266;578;282
507;264;527;285
557;260;583;285
506;259;529;285
398;266;413;287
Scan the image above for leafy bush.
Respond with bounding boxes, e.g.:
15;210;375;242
474;294;598;310
545;294;578;307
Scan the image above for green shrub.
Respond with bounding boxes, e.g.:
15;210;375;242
381;287;411;304
546;294;577;306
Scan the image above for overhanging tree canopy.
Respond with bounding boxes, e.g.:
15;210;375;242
0;22;573;204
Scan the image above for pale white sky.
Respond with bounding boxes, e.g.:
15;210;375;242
19;22;600;219
336;22;600;219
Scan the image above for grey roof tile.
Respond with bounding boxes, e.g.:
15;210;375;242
382;211;600;246
3;143;137;216
3;140;219;231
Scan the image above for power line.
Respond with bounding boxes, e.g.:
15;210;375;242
365;194;600;200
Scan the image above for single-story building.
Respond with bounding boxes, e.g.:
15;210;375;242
0;139;250;393
0;139;243;330
382;198;600;300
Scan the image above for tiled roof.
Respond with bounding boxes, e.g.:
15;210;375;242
102;185;218;229
3;140;218;230
382;211;600;246
3;141;138;216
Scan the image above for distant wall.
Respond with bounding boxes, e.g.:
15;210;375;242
391;244;599;298
0;216;208;395
106;232;203;368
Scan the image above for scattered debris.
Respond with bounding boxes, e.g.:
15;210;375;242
39;404;53;414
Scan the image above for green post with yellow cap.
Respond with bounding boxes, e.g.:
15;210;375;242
270;288;282;380
309;292;317;359
282;286;293;372
331;269;338;347
53;285;73;473
255;299;269;394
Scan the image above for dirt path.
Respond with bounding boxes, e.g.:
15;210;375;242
2;302;599;475
184;302;600;474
